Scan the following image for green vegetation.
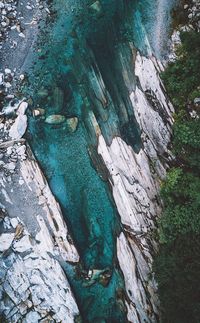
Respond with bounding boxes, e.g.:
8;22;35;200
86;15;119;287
154;30;200;323
161;31;200;109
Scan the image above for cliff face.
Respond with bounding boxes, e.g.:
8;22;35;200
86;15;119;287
0;0;175;322
0;141;79;322
98;51;174;322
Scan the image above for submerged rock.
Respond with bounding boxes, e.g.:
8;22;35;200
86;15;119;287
37;88;48;98
89;1;102;14
45;114;66;124
66;117;79;132
53;86;64;113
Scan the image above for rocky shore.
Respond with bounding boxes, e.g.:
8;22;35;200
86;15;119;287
0;0;181;322
0;1;81;322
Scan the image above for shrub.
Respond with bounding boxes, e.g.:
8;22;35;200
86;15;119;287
154;29;200;323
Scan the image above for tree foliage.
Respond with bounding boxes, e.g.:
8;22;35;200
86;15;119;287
161;31;200;109
154;30;200;323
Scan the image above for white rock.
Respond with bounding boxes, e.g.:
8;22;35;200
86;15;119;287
13;235;32;253
0;233;15;251
25;311;41;322
19;179;24;185
9;114;27;140
5;82;11;88
10;217;19;228
5;162;16;171
0;73;4;85
17;101;28;115
6;146;13;156
5;68;11;74
19;32;25;38
19;74;25;81
16;145;26;156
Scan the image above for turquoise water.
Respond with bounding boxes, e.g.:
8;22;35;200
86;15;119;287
27;0;177;321
28;3;130;321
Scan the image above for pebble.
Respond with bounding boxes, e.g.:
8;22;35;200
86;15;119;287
19;74;25;81
19;32;25;38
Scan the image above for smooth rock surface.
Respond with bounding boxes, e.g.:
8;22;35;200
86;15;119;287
45;114;66;124
98;52;173;322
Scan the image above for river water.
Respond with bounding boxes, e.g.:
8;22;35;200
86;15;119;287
27;0;177;321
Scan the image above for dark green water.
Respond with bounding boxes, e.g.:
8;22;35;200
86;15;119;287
26;0;176;321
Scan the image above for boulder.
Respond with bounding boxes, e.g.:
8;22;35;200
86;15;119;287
9;114;27;140
45;114;66;125
17;101;28;115
194;97;200;105
89;1;102;15
66;117;78;132
37;88;48;98
33;108;45;117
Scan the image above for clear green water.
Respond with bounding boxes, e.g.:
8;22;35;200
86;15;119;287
28;2;131;321
27;0;176;321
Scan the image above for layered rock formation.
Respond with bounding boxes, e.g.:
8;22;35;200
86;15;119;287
0;0;176;322
97;51;173;322
0;118;79;322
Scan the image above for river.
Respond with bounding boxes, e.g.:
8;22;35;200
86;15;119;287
27;0;177;321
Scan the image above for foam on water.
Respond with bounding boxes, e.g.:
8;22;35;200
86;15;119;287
133;0;177;59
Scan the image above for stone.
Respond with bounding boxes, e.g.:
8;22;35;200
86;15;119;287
19;32;25;38
25;311;41;322
37;88;48;98
5;68;11;74
13;235;32;253
5;162;16;171
19;74;25;81
6;146;13;156
19;179;24;185
0;233;15;251
33;108;45;117
0;73;3;85
89;1;102;14
10;217;19;228
45;114;66;125
194;97;200;105
53;86;64;113
66;117;78;132
9;114;27;139
16;145;26;156
17;101;28;115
